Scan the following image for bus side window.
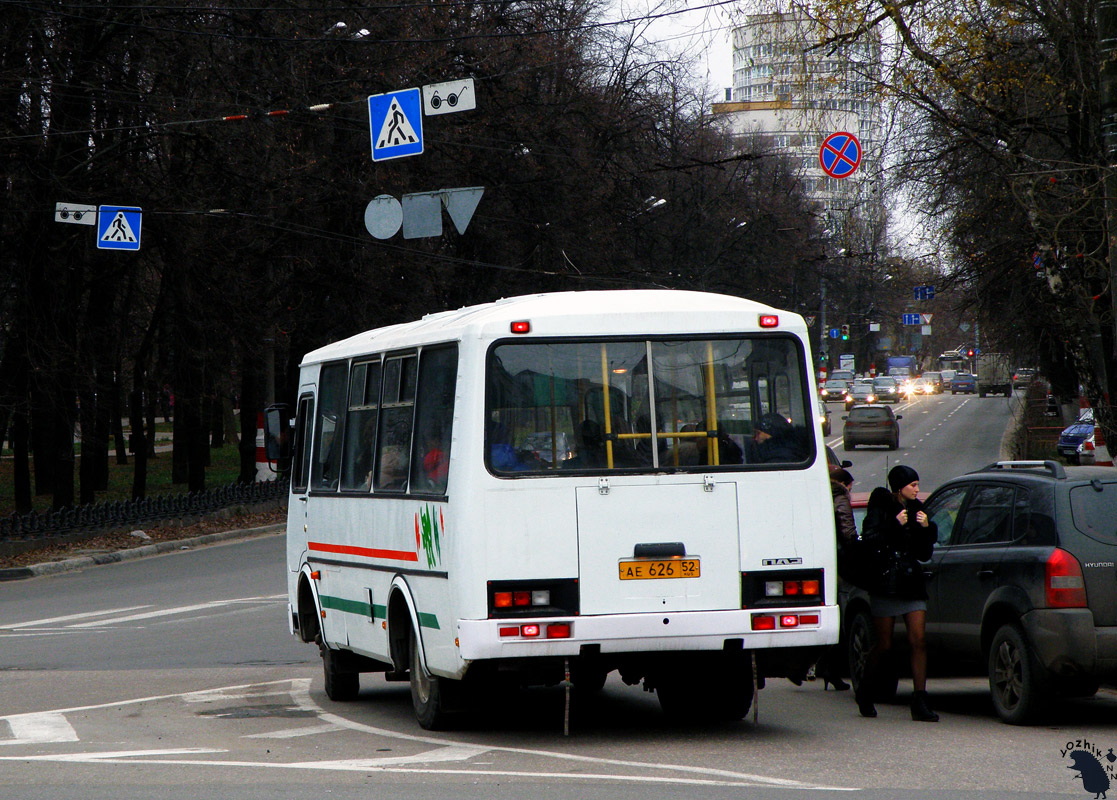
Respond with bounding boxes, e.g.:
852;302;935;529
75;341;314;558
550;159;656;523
409;346;458;495
375;354;416;492
341;360;382;491
310;362;348;491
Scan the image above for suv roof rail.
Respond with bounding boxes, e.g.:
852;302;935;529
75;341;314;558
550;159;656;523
975;460;1067;479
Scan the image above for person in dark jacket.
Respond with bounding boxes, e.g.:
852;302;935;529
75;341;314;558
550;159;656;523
812;468;856;690
855;464;939;722
746;412;803;463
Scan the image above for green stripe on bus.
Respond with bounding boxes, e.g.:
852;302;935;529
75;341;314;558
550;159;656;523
319;594;439;630
319;595;386;619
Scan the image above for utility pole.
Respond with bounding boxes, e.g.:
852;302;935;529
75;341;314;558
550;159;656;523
819;276;828;375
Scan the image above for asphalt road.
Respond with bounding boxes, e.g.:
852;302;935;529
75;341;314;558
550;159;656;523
825;388;1019;493
2;391;1114;800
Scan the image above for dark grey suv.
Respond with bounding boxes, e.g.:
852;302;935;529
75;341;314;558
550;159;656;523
844;460;1117;724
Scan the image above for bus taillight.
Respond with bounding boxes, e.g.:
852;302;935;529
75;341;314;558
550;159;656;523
546;623;571;638
487;579;579;618
742;569;824;608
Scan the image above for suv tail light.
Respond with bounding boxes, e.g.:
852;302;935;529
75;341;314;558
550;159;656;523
1045;548;1087;608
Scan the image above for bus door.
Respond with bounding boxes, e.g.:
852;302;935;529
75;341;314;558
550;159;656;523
287;391;315;575
575;481;742;615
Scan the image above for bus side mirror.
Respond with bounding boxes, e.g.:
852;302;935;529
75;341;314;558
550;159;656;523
263;403;292;465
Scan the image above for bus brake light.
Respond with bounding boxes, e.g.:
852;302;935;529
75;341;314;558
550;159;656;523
758;315;779;328
751;614;776;630
546;623;571;638
511;320;531;333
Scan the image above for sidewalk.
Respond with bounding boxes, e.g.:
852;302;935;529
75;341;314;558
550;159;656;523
0;521;283;582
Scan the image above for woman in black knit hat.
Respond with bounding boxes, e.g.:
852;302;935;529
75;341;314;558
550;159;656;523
854;464;939;722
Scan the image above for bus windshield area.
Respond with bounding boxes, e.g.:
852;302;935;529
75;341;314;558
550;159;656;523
486;336;814;475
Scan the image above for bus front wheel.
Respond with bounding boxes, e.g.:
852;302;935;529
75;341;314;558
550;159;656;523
410;627;453;730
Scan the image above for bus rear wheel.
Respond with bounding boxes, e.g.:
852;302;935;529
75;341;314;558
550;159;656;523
410;627;454;730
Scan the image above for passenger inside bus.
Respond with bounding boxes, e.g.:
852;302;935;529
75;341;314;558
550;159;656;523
421;432;449;488
746;412;806;463
563;419;607;469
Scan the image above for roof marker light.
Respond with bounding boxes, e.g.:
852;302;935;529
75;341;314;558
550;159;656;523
511;320;531;334
759;314;779;328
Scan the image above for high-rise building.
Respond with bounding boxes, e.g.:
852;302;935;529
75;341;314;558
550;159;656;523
712;13;883;234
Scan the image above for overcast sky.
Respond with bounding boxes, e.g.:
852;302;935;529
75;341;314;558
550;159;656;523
621;0;735;97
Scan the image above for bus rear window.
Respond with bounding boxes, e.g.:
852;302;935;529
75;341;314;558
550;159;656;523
486;336;813;475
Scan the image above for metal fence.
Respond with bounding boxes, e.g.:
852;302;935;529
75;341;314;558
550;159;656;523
0;478;289;544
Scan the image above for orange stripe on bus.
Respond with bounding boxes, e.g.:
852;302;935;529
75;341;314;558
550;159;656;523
308;541;419;561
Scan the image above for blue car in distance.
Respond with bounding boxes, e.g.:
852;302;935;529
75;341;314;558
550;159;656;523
950;372;976;394
1057;409;1095;464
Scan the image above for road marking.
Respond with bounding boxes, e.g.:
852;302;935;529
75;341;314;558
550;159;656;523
13;748;223;760
0;712;78;745
0;678;300;719
67;596;280;628
2;605;152;629
245;723;345;739
0;678;857;791
308;743;490;768
284;682;845;789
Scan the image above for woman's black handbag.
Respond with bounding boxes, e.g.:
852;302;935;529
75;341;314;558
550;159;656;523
881;550;917;596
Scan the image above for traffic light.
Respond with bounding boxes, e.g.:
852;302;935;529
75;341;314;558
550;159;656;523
840;324;850;340
967;348;975;358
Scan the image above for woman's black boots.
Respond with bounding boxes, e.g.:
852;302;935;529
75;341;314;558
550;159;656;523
854;671;877;718
911;690;939;722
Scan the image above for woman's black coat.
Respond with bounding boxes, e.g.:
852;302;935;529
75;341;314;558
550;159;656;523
860;486;938;599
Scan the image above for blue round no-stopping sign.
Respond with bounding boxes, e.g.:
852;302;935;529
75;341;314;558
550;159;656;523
819;132;862;179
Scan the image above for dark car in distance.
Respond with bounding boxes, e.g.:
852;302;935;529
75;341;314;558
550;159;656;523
950;372;976;394
841;404;901;450
842;460;1117;724
1012;368;1036;389
871;376;900;404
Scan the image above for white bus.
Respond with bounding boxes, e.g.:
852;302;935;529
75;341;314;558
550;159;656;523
274;290;838;729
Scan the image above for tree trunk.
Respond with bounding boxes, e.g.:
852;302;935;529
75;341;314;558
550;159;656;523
112;371;128;465
238;351;262;484
12;409;31;514
130;385;148;500
51;397;76;510
78;388;97;504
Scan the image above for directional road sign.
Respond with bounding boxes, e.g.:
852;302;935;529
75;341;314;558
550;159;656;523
902;313;921;326
368;88;424;162
913;284;935;300
829;328;840;339
819;132;862;179
97;206;142;251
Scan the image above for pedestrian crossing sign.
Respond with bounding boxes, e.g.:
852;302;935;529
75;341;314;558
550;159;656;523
368;88;424;162
97;206;142;251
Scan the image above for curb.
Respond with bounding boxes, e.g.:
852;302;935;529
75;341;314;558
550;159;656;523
0;523;285;582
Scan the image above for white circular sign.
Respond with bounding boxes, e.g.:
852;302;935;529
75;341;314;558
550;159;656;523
364;195;403;239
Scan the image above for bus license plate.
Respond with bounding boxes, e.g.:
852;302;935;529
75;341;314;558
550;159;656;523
618;559;700;580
